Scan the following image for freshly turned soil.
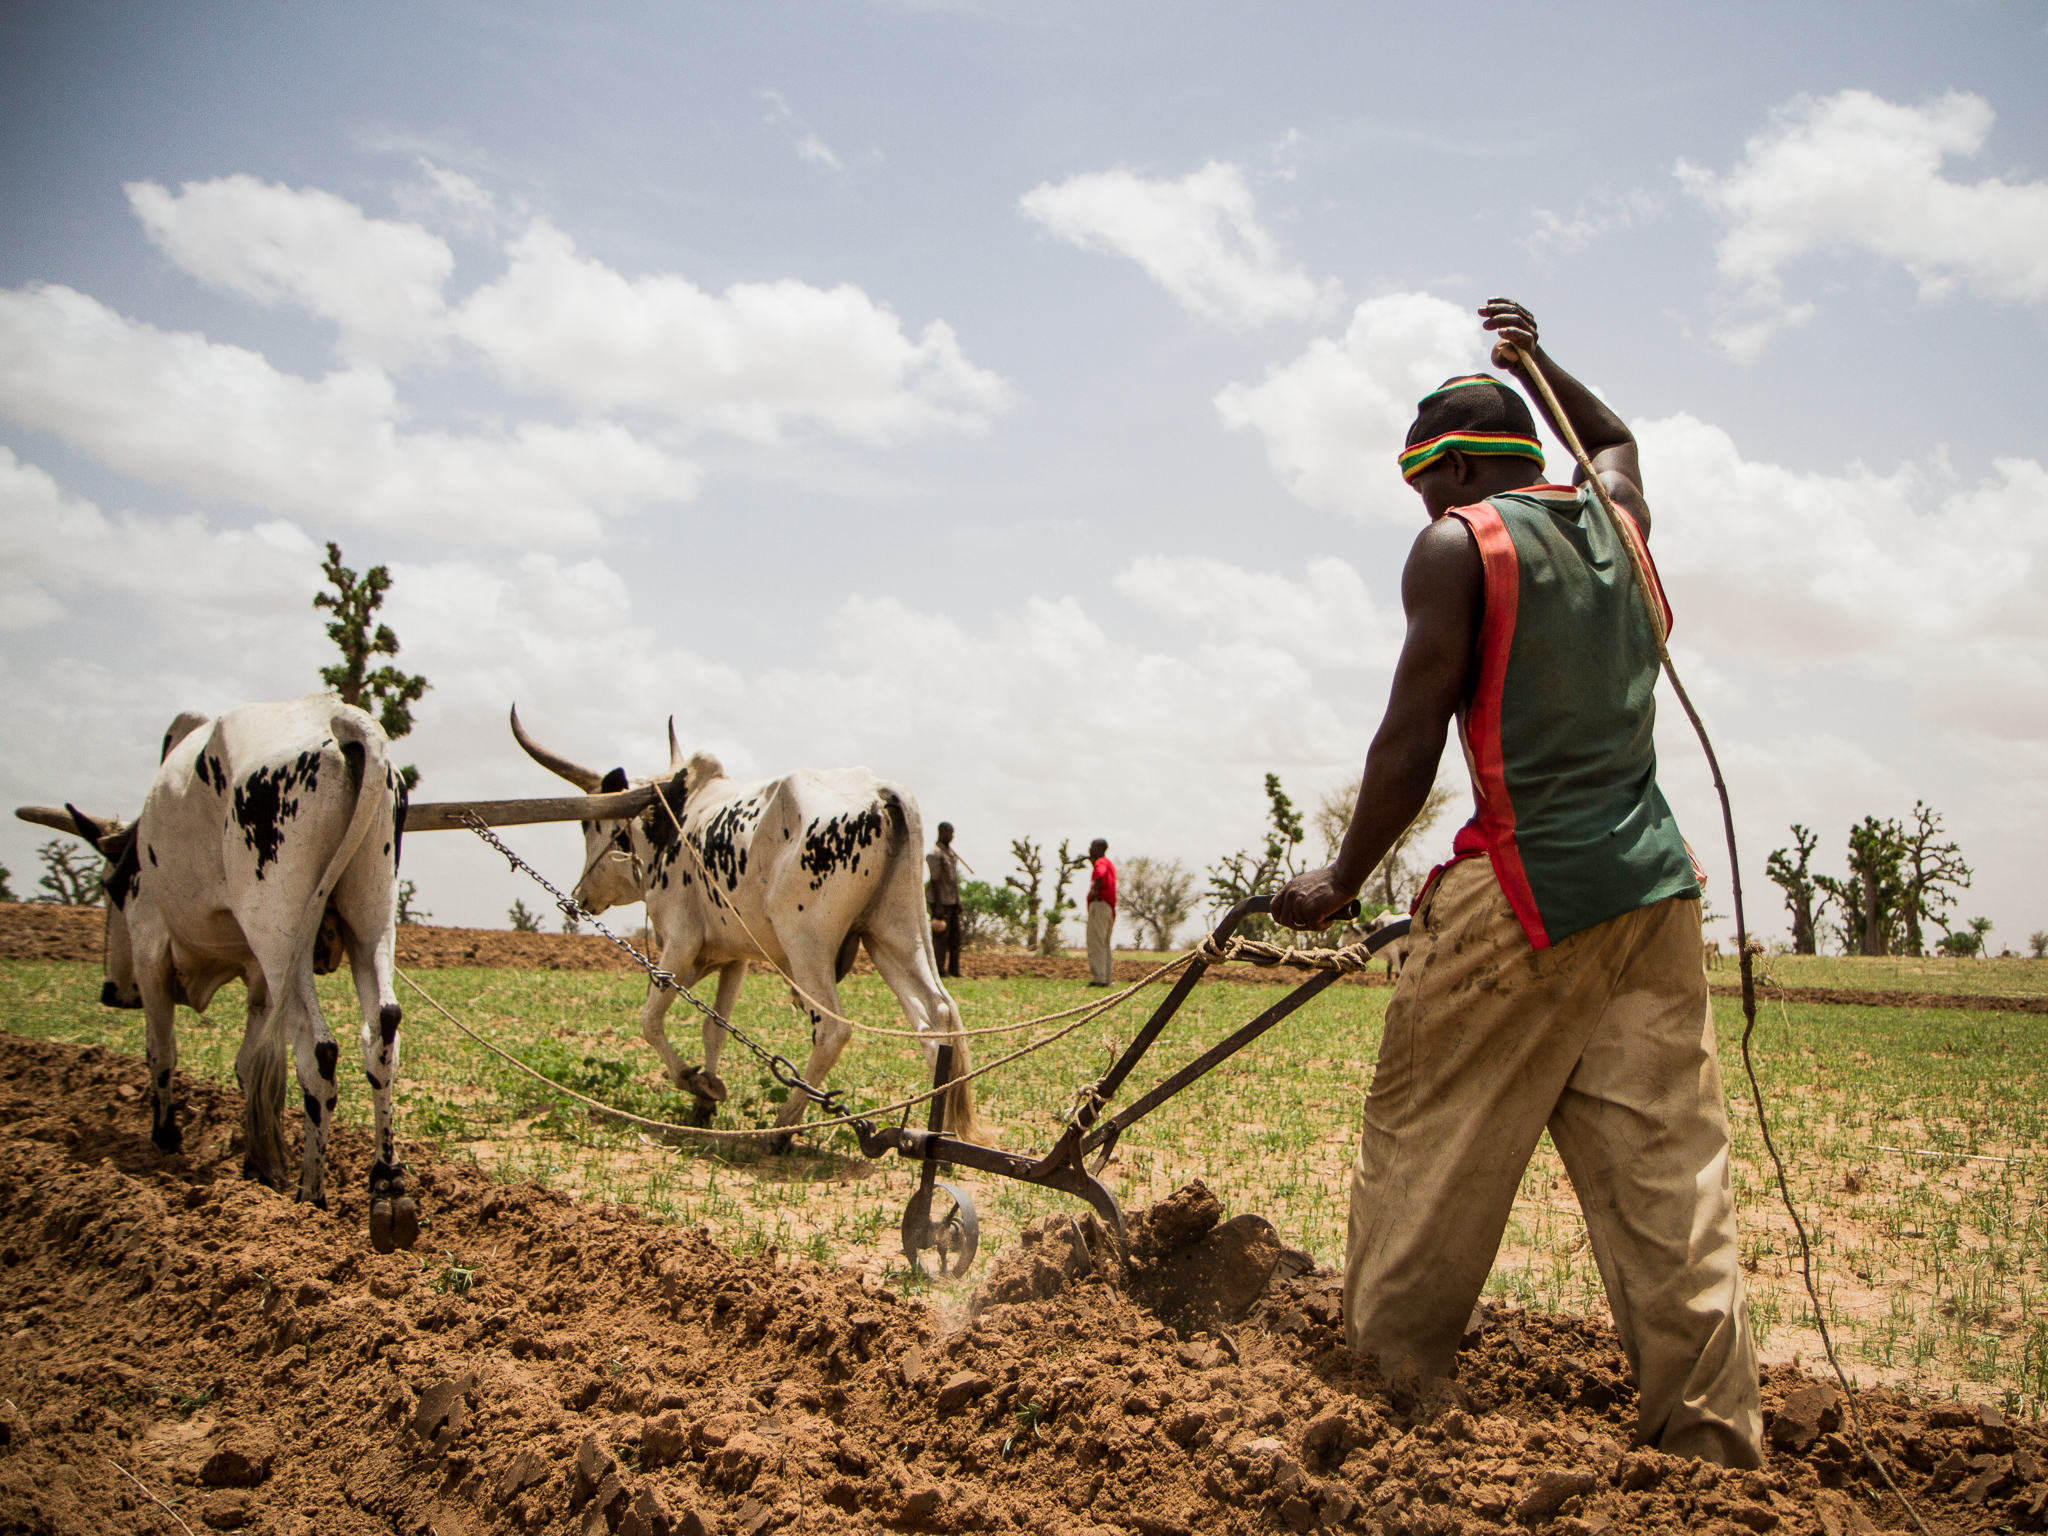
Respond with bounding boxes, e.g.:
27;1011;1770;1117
0;1031;2041;1534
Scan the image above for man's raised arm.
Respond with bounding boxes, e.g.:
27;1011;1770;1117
1480;298;1650;535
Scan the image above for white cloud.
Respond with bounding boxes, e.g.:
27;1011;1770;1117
119;175;1010;448
1523;187;1665;259
0;446;322;635
1641;413;2048;736
1115;553;1401;669
392;160;503;240
1677;89;2048;358
759;89;845;174
1020;160;1340;326
0;283;699;544
453;221;1011;443
1214;291;1494;523
129;175;454;368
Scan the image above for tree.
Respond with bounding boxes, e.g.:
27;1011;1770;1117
1040;839;1091;956
960;880;1027;948
508;899;542;933
2027;930;2047;959
1764;825;1828;956
1896;802;1970;957
34;839;104;906
1204;774;1308;942
1121;856;1197;951
315;541;429;791
1004;838;1047;951
395;880;430;926
1938;928;1981;959
0;862;14;903
1967;915;1993;959
1844;816;1908;956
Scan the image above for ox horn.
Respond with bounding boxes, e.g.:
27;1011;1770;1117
509;704;602;793
13;811;119;847
668;716;685;773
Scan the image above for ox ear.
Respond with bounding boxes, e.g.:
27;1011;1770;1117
683;750;725;794
642;768;688;851
62;803;110;848
600;767;629;795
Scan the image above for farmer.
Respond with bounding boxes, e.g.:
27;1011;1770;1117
1272;299;1763;1468
926;821;965;979
1085;839;1116;987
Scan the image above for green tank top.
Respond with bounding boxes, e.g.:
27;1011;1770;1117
1444;485;1699;948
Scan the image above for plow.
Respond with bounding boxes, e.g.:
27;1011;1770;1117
867;894;1407;1277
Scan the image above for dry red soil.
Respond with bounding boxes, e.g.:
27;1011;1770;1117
0;1031;2041;1535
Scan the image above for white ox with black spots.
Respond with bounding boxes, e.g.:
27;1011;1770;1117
16;694;417;1250
509;709;984;1148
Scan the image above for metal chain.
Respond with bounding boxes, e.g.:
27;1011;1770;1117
459;813;850;1115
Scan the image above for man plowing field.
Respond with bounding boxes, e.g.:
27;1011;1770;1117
1273;299;1765;1468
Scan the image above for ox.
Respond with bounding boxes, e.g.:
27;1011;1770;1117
17;695;416;1250
509;708;984;1148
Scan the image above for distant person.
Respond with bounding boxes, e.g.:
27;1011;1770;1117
1086;838;1116;987
926;821;964;979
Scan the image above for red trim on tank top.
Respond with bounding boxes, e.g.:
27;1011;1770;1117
1446;501;1552;948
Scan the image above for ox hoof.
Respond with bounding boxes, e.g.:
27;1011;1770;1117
764;1130;796;1157
676;1065;729;1103
240;1158;286;1193
370;1196;420;1254
151;1120;183;1155
686;1097;717;1129
368;1163;419;1253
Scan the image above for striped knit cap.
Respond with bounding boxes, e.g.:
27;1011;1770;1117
1398;374;1544;482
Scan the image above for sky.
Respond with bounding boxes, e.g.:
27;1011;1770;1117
1;1;2044;950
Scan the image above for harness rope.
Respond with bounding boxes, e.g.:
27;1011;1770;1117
399;954;1199;1142
1510;343;1929;1536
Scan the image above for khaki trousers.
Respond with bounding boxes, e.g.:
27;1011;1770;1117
1086;900;1115;984
1344;856;1762;1467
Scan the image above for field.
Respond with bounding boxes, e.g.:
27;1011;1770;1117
3;941;2043;1423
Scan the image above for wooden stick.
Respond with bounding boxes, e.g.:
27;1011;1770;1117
402;783;661;833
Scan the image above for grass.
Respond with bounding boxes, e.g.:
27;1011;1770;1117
1;952;2042;1417
1708;951;2048;997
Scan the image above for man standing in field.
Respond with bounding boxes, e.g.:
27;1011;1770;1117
926;821;964;979
1085;839;1116;987
1273;299;1763;1468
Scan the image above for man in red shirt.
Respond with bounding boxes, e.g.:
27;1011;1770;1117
1085;839;1116;987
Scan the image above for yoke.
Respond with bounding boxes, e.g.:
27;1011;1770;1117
856;895;1410;1276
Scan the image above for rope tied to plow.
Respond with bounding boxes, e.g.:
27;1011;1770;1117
1195;933;1391;975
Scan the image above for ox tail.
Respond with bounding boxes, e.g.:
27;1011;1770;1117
238;989;294;1187
303;708;394;947
940;997;985;1146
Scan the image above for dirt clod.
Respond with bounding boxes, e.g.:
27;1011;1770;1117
199;1428;279;1487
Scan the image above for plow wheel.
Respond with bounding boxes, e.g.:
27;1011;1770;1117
901;1180;979;1278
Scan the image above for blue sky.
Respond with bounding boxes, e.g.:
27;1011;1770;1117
3;1;2044;947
